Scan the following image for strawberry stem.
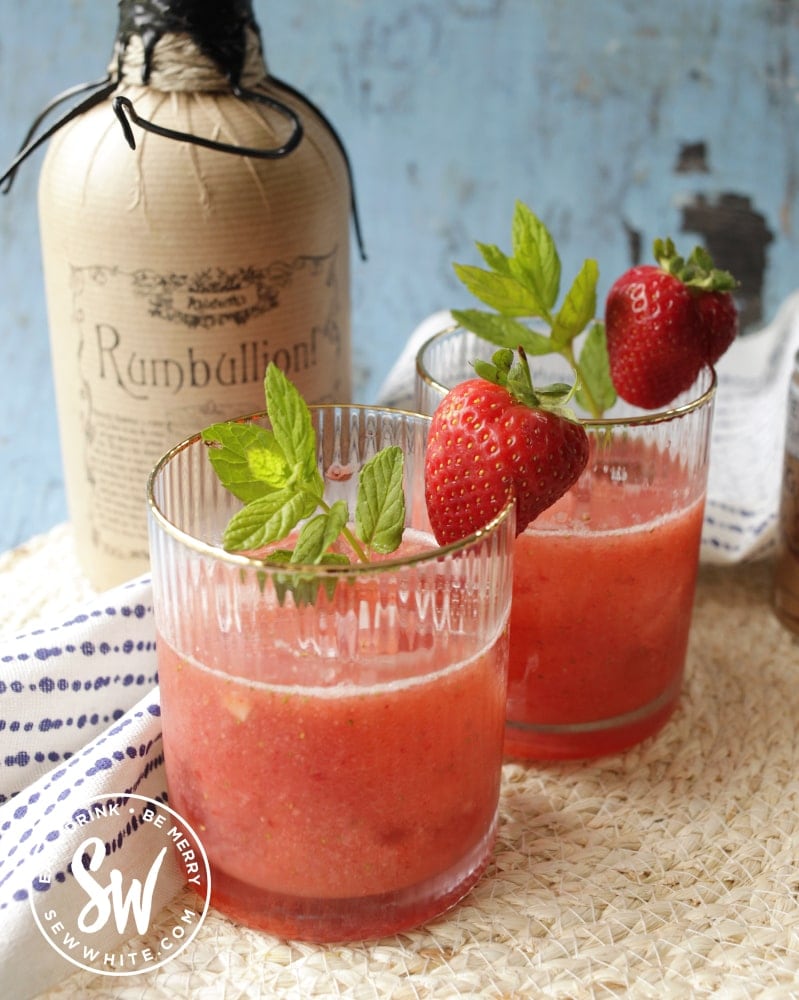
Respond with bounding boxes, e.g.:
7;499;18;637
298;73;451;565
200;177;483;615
474;347;582;421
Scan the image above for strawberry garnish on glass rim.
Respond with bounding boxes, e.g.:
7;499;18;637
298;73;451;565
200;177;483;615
424;348;590;546
605;237;739;410
450;202;740;419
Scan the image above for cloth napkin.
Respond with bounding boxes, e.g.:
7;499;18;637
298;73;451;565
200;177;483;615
3;294;799;997
0;576;166;998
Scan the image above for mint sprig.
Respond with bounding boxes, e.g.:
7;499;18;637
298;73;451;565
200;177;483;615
201;363;406;604
452;200;616;418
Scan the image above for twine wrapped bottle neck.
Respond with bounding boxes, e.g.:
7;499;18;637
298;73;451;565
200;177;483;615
107;24;306;160
113;28;269;93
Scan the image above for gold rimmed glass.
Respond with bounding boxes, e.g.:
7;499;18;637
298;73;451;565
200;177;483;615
147;404;515;940
416;325;717;760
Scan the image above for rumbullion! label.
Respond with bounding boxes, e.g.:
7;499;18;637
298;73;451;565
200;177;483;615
69;248;347;573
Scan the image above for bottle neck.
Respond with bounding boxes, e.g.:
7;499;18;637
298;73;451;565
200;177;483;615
113;26;268;93
113;0;267;93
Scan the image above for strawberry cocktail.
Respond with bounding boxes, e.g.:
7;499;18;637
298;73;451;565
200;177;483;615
503;382;713;758
415;205;730;759
418;330;715;758
157;581;507;920
147;370;515;941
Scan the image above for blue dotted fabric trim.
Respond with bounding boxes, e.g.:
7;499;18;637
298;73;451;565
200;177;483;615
0;689;168;992
0;694;164;910
0;575;157;802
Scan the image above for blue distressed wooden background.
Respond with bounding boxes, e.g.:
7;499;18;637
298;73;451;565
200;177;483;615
1;0;797;555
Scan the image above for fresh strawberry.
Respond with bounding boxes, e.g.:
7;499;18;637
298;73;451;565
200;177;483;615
424;349;589;545
605;238;738;409
693;288;739;365
605;264;705;409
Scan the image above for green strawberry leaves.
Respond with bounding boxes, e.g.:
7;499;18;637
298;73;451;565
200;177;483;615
654;237;739;292
452;201;616;418
473;347;578;418
201;363;406;605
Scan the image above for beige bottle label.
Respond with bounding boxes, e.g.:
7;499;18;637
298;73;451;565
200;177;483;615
57;247;349;589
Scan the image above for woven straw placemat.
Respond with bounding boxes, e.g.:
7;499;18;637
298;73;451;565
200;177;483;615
4;525;799;999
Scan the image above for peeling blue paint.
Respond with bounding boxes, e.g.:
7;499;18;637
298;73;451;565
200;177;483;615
0;0;798;550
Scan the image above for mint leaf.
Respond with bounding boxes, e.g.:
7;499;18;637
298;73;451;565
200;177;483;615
510;200;560;313
291;503;350;564
264;549;350;606
576;322;617;415
356;446;405;554
452;202;616;417
256;508;352;607
246;444;293;490
452;264;543;317
264;363;324;496
222;487;319;552
203;362;409;606
201;422;289;502
550;258;599;349
476;241;513;276
450;309;553;355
